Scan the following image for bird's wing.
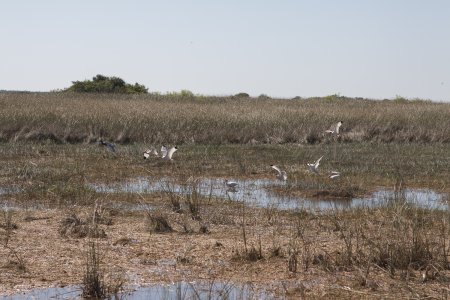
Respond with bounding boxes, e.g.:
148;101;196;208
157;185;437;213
315;156;323;168
330;174;340;179
160;146;167;158
166;147;178;160
325;130;334;133
271;165;282;176
335;123;341;134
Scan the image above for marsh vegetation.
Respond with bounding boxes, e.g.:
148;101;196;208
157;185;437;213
1;92;450;298
1;92;448;144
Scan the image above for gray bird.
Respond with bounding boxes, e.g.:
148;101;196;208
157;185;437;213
99;139;116;153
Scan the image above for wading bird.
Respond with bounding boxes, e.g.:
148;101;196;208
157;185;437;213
99;139;116;153
325;121;343;135
270;165;288;181
307;156;323;174
224;179;238;189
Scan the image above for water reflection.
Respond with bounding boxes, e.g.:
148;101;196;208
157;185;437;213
0;286;80;300
0;187;21;196
87;177;448;211
1;281;271;300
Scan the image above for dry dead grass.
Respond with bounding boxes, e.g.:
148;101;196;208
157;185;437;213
1;92;450;297
1;92;449;145
1;192;450;298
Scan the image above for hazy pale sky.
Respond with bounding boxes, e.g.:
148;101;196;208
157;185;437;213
1;1;449;100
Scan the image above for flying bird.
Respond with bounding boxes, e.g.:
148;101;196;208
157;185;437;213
162;146;178;161
307;156;323;174
270;165;288;181
99;139;116;153
143;147;159;159
329;171;340;179
325;121;343;135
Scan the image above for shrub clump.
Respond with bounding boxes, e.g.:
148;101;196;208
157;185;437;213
65;74;148;94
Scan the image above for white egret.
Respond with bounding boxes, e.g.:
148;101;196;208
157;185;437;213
325;121;343;135
270;165;288;181
307;156;323;174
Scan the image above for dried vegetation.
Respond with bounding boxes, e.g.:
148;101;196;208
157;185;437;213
1;92;449;145
1;92;450;298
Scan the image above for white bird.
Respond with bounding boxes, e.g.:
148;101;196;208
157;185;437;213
162;146;178;161
160;145;167;158
270;165;287;181
329;171;340;179
143;147;159;159
307;156;323;174
224;179;238;189
99;139;116;153
325;121;343;135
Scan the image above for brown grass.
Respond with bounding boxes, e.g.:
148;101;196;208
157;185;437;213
1;195;450;298
1;92;449;144
2;92;450;298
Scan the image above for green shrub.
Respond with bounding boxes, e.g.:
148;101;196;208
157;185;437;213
234;92;250;98
65;74;148;94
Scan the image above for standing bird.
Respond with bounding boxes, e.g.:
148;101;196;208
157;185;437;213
99;139;116;153
224;179;238;189
325;121;343;135
143;147;159;159
270;165;288;181
162;146;178;161
307;156;323;174
329;171;340;179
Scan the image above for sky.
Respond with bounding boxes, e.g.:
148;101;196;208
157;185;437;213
1;1;449;101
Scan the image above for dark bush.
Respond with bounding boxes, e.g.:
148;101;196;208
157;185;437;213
234;92;250;98
65;74;148;94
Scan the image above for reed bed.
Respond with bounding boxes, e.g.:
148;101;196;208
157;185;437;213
1;92;449;144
